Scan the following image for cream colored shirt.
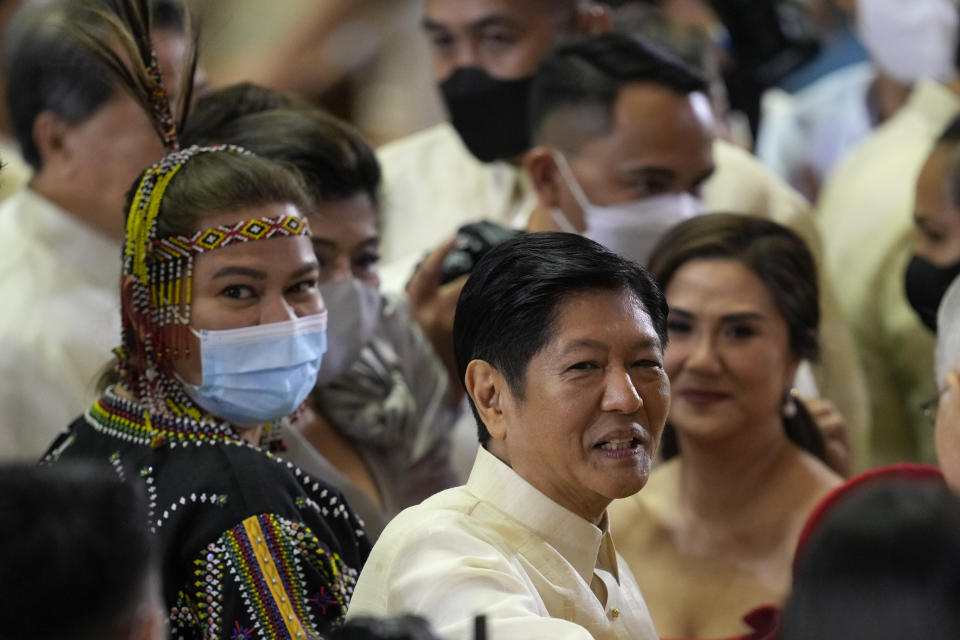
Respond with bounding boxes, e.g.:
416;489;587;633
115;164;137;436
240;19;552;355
756;62;876;198
0;188;121;461
376;122;537;291
817;80;960;465
346;446;658;640
377;124;870;467
0;141;31;203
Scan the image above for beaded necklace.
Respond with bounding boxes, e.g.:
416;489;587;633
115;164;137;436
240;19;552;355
88;387;240;449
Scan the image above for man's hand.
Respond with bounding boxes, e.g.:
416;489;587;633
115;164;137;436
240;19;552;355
802;396;851;477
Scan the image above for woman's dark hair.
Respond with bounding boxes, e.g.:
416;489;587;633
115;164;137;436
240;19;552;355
781;479;960;640
454;231;668;444
184;86;382;210
149;150;312;239
648;213;826;462
182;82;301;141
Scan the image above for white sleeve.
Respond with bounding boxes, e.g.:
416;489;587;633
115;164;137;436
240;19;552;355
348;519;596;640
0;339;82;462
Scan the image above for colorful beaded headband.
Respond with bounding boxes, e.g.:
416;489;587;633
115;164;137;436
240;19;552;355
123;144;251;285
153;215;308;262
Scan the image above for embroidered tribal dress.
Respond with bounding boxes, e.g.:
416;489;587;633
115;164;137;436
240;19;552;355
44;388;370;640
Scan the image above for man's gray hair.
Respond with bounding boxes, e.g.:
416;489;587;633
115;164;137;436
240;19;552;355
936;275;960;384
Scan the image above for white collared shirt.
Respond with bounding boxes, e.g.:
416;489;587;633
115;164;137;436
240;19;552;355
756;62;877;194
346;446;658;640
0;187;121;461
375;122;538;292
0;140;32;203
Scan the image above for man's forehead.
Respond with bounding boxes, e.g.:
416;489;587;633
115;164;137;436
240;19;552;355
424;0;564;28
613;84;713;127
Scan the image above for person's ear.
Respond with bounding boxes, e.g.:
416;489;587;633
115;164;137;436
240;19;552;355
465;359;510;441
575;2;614;36
523;146;565;209
524;147;586;233
32;111;76;177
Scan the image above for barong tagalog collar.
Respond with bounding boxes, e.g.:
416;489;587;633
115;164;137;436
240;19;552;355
117;144;312;426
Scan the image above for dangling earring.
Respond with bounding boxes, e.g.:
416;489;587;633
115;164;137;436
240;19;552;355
782;388;799;418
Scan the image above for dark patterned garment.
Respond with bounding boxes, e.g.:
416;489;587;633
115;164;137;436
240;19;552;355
43;388;371;640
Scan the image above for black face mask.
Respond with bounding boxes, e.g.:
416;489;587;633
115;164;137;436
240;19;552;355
439;67;533;164
904;254;960;331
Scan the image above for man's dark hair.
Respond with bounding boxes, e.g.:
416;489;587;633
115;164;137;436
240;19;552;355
98;0;184;30
934;114;960;209
147;0;184;31
330;615;442;640
529;30;709;150
184;84;381;208
0;462;157;640
3;0;185;170
454;231;668;444
939;114;960;145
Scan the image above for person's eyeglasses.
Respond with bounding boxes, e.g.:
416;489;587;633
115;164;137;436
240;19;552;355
922;386;950;426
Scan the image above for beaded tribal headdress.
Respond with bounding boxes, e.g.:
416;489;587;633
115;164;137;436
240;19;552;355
117;145;312;419
78;0;313;420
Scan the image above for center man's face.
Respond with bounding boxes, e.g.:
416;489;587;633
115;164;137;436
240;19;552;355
559;82;716;224
499;288;670;522
423;0;572;82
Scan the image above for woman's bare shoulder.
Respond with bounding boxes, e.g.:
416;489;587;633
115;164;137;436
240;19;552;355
792;448;844;498
781;448;844;529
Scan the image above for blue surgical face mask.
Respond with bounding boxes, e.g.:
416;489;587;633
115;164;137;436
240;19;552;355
181;312;328;426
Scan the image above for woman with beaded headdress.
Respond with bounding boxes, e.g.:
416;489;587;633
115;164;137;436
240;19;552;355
40;1;370;638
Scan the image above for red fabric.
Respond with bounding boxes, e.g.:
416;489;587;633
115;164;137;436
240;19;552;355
792;462;944;574
664;605;780;640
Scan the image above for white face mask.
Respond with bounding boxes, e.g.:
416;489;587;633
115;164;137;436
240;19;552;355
551;152;705;266
857;0;959;85
314;278;383;386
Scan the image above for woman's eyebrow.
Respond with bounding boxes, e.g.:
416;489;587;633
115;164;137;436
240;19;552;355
211;265;267;280
289;262;320;280
720;312;766;323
